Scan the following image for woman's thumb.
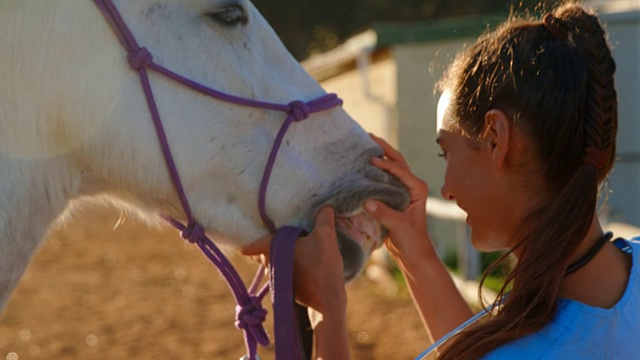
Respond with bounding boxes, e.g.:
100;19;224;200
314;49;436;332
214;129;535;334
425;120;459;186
363;200;400;229
312;206;336;235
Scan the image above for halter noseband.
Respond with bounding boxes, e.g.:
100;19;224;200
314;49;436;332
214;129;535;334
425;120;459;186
93;1;343;359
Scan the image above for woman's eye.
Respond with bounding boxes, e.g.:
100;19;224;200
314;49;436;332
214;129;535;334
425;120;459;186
209;6;247;25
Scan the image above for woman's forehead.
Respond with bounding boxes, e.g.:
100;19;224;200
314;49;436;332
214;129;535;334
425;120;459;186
437;90;453;132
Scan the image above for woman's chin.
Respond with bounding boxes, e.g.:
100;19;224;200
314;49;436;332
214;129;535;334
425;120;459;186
470;232;506;252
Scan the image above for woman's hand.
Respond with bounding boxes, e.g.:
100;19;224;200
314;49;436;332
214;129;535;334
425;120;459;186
365;134;434;262
241;206;347;314
366;135;473;343
243;207;350;359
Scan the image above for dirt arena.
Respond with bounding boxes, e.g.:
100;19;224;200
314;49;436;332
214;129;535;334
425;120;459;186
0;206;429;359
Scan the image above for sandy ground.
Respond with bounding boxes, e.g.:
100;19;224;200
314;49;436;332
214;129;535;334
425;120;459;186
0;206;430;359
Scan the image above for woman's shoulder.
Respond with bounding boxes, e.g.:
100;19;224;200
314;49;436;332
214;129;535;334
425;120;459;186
480;300;584;359
482;238;640;360
482;301;640;359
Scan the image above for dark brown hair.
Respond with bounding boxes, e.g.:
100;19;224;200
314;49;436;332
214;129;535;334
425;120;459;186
436;3;617;359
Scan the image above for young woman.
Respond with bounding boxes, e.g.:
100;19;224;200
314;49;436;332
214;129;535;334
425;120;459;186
244;3;639;359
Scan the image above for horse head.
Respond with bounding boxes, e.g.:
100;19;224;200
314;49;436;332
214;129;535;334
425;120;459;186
0;0;410;306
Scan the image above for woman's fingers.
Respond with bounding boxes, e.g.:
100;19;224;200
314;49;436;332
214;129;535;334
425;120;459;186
371;157;428;199
369;133;427;199
293;206;346;312
369;133;408;166
311;206;336;236
365;135;431;259
363;200;403;231
240;206;345;313
241;207;337;262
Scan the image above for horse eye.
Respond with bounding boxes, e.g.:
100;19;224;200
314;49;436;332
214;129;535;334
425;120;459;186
209;6;247;25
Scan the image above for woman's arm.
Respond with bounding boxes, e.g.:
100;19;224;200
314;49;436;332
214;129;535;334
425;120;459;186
309;305;350;360
394;243;474;343
364;135;473;343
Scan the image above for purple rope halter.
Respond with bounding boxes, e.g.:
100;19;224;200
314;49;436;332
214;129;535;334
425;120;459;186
93;1;342;359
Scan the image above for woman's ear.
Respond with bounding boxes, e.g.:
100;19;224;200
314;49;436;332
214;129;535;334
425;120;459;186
482;109;510;170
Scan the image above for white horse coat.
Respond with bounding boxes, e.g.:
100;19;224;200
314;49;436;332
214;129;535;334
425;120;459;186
0;0;409;310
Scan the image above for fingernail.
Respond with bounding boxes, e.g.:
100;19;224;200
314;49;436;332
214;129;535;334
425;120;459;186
364;200;377;212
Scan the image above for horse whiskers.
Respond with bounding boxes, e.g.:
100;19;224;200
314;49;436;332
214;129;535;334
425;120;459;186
112;211;126;230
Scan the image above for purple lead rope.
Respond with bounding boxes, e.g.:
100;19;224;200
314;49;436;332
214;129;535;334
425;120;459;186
270;226;308;358
93;1;342;359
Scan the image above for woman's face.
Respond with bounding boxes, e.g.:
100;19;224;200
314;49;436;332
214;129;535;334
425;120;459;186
436;91;527;251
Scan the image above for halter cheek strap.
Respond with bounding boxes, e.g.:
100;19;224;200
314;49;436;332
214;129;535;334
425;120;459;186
93;1;342;359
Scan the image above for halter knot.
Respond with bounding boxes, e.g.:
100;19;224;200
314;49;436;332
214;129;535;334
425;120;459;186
287;101;311;122
235;295;269;345
180;222;205;244
127;47;153;70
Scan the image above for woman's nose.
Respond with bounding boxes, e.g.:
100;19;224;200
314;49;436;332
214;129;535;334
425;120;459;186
441;184;455;200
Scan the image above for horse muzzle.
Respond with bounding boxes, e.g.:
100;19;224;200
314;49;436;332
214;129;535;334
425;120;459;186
315;174;410;281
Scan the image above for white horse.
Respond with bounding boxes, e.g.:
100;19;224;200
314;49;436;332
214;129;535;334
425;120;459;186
0;0;409;311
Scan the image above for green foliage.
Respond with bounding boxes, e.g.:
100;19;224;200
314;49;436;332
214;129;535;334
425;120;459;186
481;274;506;293
390;262;410;294
478;251;508;291
386;248;508;299
480;251;507;277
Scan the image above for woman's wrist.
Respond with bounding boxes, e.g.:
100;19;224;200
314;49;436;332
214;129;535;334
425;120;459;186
309;306;350;360
309;284;347;323
390;235;440;267
308;303;347;329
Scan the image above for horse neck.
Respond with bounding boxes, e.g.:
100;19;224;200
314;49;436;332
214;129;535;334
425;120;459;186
0;154;81;310
0;0;91;310
0;0;105;156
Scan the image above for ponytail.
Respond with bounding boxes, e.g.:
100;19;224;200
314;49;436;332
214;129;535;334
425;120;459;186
437;4;617;359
